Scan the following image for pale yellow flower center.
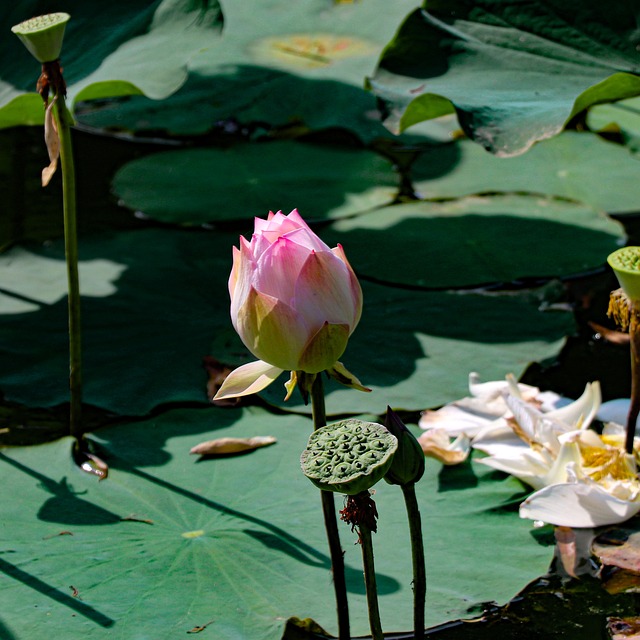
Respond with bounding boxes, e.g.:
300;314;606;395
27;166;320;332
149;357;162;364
579;444;638;482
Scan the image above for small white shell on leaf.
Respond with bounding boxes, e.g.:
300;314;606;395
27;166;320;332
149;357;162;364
190;435;276;456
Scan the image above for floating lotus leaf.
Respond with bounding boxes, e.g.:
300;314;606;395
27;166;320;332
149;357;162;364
411;133;640;215
367;1;640;156
112;141;398;223
73;0;455;143
0;406;553;639
321;194;622;288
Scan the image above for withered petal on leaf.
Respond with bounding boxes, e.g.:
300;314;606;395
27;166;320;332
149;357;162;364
190;436;277;456
42;96;59;187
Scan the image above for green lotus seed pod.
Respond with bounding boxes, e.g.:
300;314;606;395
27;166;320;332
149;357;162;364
301;419;397;495
608;247;640;302
12;13;70;63
383;407;425;486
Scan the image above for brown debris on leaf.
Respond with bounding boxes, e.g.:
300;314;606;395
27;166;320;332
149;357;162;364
203;356;241;407
190;435;276;456
593;526;640;594
607;617;640;640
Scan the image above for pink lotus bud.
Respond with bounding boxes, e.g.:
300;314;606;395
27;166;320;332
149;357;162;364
214;209;365;401
230;209;362;374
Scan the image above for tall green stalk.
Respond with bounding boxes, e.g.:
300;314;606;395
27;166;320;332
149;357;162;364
402;483;426;640
359;522;383;640
52;94;83;445
626;308;640;454
310;375;350;640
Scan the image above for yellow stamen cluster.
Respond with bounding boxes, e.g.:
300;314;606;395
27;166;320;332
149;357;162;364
607;288;633;332
580;444;638;482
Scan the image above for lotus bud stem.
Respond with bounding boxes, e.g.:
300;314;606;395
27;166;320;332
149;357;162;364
608;247;640;454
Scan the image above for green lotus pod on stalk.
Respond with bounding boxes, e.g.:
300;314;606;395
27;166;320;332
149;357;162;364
301;419;397;495
608;247;640;301
383;407;425;486
11;13;70;63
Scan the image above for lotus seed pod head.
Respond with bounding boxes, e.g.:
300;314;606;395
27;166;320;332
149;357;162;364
11;13;70;63
383;407;425;486
608;247;640;302
300;419;397;495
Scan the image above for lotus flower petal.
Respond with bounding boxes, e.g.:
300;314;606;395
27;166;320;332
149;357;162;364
294;250;362;329
236;287;309;371
213;360;284;400
520;479;640;528
418;428;470;465
298;322;350;374
468;371;539;401
545;381;601;431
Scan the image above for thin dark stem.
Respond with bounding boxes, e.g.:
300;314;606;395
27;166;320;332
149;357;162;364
627;309;640;454
402;483;426;640
359;523;383;640
311;375;350;640
53;94;83;445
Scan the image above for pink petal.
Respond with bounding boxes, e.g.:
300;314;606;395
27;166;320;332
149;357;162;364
294;250;362;330
229;239;257;329
255;236;310;302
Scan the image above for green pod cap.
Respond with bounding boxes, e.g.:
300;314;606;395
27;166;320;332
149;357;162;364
383;407;425;485
12;13;70;63
608;247;640;302
301;419;397;495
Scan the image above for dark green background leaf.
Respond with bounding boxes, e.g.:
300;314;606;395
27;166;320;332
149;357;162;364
111;142;398;224
0;227;574;416
0;0;224;128
322;194;622;288
367;1;640;155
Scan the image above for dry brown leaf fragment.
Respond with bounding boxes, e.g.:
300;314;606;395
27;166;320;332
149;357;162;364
593;528;640;574
589;321;630;345
602;568;640;595
190;435;276;456
120;514;154;525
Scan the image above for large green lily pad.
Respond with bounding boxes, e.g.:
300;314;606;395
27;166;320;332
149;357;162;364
73;0;447;143
0;225;573;417
411;132;640;214
0;406;553;639
367;1;640;156
0;0;223;128
321;194;622;288
111;141;398;224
